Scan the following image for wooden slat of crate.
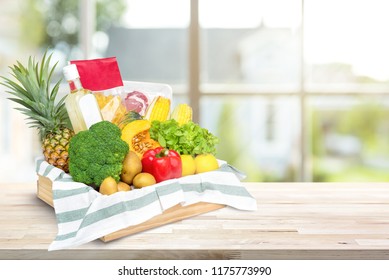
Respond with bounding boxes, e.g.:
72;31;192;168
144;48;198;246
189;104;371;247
36;175;225;242
37;175;54;207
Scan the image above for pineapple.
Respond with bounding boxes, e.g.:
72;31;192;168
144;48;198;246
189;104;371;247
0;51;74;172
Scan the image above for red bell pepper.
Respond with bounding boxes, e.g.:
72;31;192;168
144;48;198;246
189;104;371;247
141;147;182;183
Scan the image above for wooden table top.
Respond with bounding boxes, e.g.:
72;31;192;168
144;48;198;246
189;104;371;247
1;182;389;260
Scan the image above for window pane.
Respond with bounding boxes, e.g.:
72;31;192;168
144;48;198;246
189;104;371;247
311;96;389;181
105;0;190;86
305;0;389;92
200;0;300;29
200;0;301;91
122;0;189;28
201;96;300;181
0;1;45;182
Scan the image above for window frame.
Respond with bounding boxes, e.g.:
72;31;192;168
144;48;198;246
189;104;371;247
80;0;389;181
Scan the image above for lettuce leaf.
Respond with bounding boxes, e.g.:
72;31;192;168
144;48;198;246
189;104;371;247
149;119;219;156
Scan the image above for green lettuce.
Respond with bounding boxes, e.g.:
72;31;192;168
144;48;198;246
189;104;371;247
149;119;219;156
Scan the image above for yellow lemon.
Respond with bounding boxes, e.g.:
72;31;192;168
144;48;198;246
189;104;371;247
194;154;219;174
180;154;196;177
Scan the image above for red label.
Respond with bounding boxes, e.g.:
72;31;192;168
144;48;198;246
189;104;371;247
70;57;124;91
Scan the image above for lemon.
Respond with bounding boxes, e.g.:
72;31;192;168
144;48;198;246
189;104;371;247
194;154;219;174
180;154;196;176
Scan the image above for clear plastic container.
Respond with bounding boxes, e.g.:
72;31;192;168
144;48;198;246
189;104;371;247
93;81;173;125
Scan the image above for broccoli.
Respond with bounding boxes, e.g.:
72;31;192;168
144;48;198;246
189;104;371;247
68;121;129;187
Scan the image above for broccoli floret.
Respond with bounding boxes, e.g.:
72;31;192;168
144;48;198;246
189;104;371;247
68;121;129;187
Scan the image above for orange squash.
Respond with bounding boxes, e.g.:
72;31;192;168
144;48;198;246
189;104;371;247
121;120;160;159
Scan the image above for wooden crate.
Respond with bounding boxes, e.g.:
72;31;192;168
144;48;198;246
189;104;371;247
37;175;225;242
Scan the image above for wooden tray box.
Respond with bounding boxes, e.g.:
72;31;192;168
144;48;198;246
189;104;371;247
37;175;225;242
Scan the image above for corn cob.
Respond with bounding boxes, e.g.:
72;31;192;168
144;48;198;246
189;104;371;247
145;96;170;122
171;103;193;125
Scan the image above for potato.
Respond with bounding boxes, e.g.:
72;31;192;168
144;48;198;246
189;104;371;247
121;151;142;184
99;177;118;195
133;173;156;189
117;181;131;192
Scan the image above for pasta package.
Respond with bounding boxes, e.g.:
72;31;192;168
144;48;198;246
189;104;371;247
70;57;126;125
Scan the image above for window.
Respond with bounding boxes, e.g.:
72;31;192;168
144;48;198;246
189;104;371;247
305;0;389;92
1;0;389;182
197;0;302;181
311;96;389;182
305;0;389;182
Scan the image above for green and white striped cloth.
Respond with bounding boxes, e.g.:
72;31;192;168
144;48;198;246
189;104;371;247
36;159;257;251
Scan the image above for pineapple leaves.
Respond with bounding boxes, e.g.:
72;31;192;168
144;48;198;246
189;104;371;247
1;77;32;100
39;51;48;86
7;97;42;115
50;79;62;105
0;50;71;137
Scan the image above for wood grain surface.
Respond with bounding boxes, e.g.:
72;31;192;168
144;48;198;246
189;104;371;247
1;182;389;259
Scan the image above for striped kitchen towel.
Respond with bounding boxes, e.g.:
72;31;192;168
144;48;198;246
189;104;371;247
36;159;257;251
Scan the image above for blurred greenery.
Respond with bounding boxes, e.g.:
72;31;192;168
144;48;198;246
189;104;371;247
215;100;265;182
312;99;389;182
215;101;240;165
328;165;389;182
337;103;389;155
215;100;296;182
19;0;46;49
313;158;389;182
20;0;126;54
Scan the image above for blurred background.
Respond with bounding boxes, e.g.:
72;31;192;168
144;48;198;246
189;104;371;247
1;0;389;183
